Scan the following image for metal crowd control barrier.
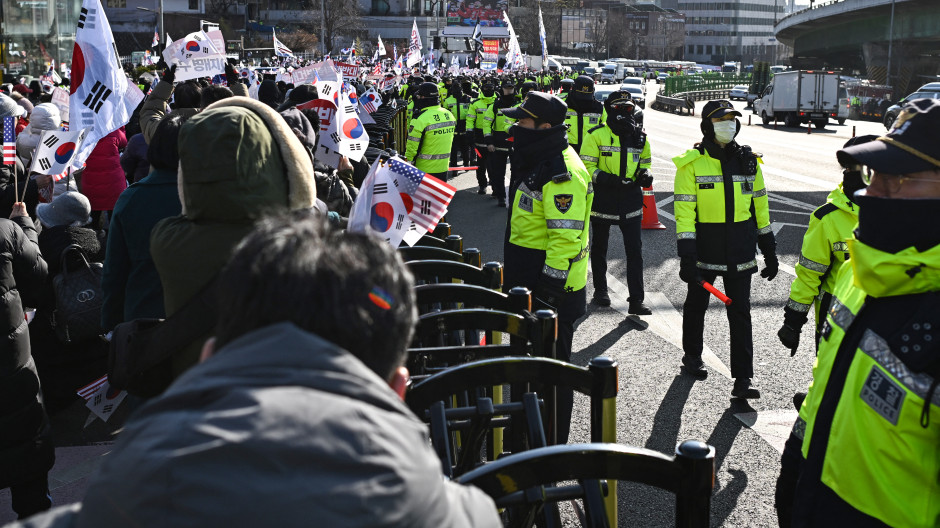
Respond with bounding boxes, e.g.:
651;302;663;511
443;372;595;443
390;105;409;152
457;440;716;528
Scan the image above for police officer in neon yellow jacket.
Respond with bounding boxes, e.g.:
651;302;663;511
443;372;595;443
482;79;518;207
467;82;497;194
777;135;877;355
673;100;777;399
502;92;593;445
405;83;456;180
579;91;652;315
563;76;603;153
784;98;940;528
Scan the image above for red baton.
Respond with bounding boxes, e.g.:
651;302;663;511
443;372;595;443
700;280;732;306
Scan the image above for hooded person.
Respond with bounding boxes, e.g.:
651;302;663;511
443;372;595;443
258;79;283;109
15;103;60;163
148;95;317;391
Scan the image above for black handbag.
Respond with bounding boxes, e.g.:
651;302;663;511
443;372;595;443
52;244;103;343
108;275;220;398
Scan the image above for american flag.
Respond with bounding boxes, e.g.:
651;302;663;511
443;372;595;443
152;27;159;48
361;88;382;113
3;117;15;166
371;61;382;76
387;158;455;231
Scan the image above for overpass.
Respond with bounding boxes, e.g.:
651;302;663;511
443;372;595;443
775;0;940;94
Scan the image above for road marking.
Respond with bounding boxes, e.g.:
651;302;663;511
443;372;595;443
604;275;733;379
734;409;799;454
769;193;821;212
48;445;113;491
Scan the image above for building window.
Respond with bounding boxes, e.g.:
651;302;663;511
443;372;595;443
688;44;693;54
189;0;198;9
706;45;712;55
107;0;126;7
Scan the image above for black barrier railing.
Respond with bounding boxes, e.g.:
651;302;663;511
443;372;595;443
390;105;408;153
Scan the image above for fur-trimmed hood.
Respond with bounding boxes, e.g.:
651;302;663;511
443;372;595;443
176;96;316;221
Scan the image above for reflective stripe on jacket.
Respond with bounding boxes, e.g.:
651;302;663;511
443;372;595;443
405;105;456;174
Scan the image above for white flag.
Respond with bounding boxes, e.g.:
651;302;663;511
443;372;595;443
69;0;129;168
273;29;294;57
407;19;422;67
30;128;88;176
347;158;410;248
171;30;220;63
377;35;387;56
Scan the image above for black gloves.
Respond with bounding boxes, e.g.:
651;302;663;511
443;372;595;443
777;324;800;355
757;231;778;281
636;168;653;189
761;253;779;281
162;64;177;85
534;275;567;312
679;255;700;285
778;307;808;355
595;170;635;188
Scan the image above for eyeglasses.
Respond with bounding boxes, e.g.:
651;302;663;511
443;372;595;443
863;168;940;194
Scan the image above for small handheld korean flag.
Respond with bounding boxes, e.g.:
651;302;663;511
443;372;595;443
69;0;129;169
31;128;87;176
347;158;410;248
78;375;126;423
173;30;220;62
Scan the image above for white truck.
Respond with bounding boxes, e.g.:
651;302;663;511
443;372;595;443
754;70;845;129
600;63;625;83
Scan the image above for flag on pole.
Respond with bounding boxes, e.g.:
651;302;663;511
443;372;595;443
538;6;548;70
377;35;387;56
171;30;220;63
152;27;159;48
407;19;422;67
347;158;410;248
387;157;455;234
69;0;130;169
273;29;293;57
3;117;16;166
30;128;88;176
472;20;484;48
371;61;382;76
361;88;382;113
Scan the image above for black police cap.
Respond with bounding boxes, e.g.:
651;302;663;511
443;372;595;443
500;91;567;126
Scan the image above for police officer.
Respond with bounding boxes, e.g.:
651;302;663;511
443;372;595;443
579;91;652;314
467;80;497;194
558;78;574;100
502;92;593;445
564;76;604;153
405;82;456;181
673;100;777;399
784;98;940;528
482;79;517;207
444;80;473;169
777;135;877;354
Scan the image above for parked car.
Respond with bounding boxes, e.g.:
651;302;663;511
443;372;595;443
657;73;669;84
729;85;749;101
882;85;940;128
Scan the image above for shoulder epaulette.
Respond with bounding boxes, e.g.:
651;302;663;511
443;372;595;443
672;148;702;168
587;124;605;134
814;203;839;220
552;172;572;183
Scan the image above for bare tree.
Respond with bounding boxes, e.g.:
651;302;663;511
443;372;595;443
309;0;362;53
278;29;320;54
206;0;239;21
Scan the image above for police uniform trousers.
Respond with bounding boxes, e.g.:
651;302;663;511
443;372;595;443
474;131;489;190
590;215;644;302
450;132;473;168
503;242;586;445
486;150;508;201
682;271;753;379
10;475;52;519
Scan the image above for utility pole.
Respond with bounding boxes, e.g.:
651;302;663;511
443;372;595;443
320;0;326;56
885;0;896;87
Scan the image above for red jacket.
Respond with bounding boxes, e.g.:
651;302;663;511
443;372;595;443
82;127;128;211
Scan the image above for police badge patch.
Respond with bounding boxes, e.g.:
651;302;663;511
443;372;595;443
554;194;573;213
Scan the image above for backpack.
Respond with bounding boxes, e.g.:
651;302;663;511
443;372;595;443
52;244;104;343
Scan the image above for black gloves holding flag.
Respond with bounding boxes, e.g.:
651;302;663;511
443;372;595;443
162;64;177;85
636;168;653;189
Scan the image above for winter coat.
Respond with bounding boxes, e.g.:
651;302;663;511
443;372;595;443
0;157;39;219
81;127;127;211
119;133;150;183
29;225;107;413
0;216;52;490
101;168;182;331
10;92;33;116
16;103;60;163
150;97;316;381
139;80;249;144
75;322;501;528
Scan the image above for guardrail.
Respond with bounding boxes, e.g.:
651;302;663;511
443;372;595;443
651;89;733;116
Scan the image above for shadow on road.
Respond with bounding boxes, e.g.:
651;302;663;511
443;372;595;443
644;374;697;453
707;401;756;526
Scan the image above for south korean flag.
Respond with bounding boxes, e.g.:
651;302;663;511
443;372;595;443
30;128;88;176
69;0;129;169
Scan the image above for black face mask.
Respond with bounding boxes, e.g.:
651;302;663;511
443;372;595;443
842;170;866;200
854;192;940;253
482;87;495;97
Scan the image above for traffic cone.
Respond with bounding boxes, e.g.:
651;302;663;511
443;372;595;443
641;185;666;230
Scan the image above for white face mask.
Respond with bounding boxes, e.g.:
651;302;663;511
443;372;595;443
712;120;737;144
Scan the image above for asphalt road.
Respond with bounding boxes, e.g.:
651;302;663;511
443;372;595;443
441;82;889;527
0;83;891;527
